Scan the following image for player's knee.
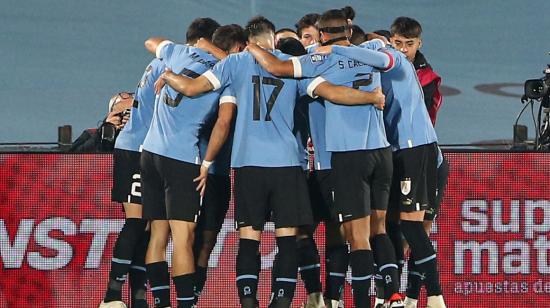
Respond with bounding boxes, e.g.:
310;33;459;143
346;228;370;250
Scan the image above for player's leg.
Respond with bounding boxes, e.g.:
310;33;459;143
234;167;266;308
399;144;445;308
102;149;148;307
324;221;347;308
370;148;403;307
192;174;231;303
298;172;324;308
405;155;447;307
141;150;171;308
163;158;202;308
332;151;374;308
269;167;314;308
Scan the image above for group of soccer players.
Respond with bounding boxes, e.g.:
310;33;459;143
99;5;448;308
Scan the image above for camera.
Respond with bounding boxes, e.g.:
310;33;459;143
524;64;550;101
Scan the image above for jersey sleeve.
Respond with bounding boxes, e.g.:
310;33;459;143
360;38;387;51
291;53;333;78
203;56;233;91
156;40;175;59
298;76;327;99
219;86;236;105
332;45;395;72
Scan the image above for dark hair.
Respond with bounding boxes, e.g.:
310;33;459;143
245;15;276;38
276;37;306;56
373;29;391;41
186;17;220;44
212;24;247;52
390;16;423;38
350;24;366;45
295;13;320;37
341;6;355;21
275;28;297;36
317;9;348;34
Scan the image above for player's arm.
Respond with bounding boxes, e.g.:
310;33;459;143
161;69;214;97
195;38;228;60
311;79;385;109
316;44;394;71
246;43;295;77
194;97;237;195
144;37;172;57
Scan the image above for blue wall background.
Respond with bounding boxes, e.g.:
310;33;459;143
1;0;549;144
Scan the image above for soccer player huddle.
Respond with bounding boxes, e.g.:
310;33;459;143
100;5;448;308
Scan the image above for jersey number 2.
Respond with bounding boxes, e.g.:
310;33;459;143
252;75;284;121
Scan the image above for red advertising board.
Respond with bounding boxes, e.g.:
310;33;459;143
0;152;549;307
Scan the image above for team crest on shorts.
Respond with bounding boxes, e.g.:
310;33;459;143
400;178;411;196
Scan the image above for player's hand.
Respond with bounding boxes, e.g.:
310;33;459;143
373;87;385;110
366;32;389;45
314;45;333;54
193;165;209;197
154;76;165;94
106;111;123;128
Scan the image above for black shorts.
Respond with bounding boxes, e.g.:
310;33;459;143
308;169;335;223
389;142;438;214
234;166;313;230
140;150;201;222
112;149;142;205
425;154;449;221
331;147;393;223
197;174;231;232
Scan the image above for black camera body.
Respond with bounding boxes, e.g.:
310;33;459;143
524;64;550;102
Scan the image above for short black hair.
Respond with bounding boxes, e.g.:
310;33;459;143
350;24;366;45
186;17;220;44
212;24;247;52
341;6;355;21
275;28;297;36
276;37;306;56
295;13;320;37
317;9;348;34
390;16;422;38
245;15;276;38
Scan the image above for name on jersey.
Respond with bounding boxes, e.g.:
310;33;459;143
338;59;368;69
190;52;216;68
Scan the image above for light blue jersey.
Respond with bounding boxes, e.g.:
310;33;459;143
115;58;165;152
292;51;389;152
203;50;309;168
142;43;221;164
332;43;438;150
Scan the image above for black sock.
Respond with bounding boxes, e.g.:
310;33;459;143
401;220;442;296
147;261;171;308
104;218;147;302
270;236;298;304
194;265;208;300
297;237;322;294
325;245;348;301
387;221;404;277
236;239;261;302
173;273;195;308
350;249;374;308
372;234;399;299
130;230;150;307
406;253;422;299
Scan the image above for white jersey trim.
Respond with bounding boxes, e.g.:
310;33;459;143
156;40;174;59
203;70;221;90
307;76;326;98
219;95;237;105
291;57;302;78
